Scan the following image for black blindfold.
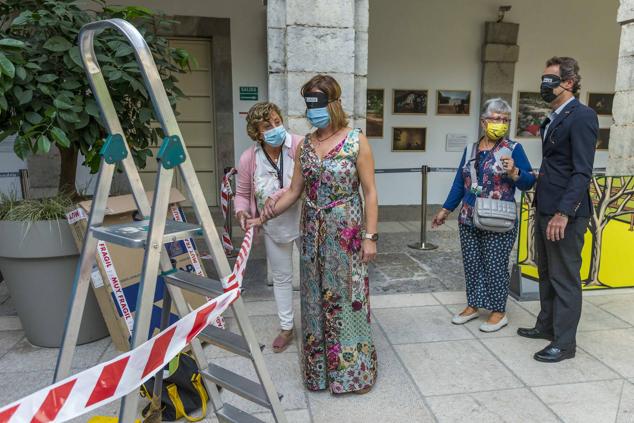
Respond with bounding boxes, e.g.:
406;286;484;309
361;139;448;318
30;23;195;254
304;92;330;109
541;74;562;88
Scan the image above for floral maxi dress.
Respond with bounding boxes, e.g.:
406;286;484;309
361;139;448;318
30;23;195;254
299;128;378;393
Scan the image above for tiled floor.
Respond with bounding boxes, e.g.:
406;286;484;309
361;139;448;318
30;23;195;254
1;210;634;422
2;291;634;422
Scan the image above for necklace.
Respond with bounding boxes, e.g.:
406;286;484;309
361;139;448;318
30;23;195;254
314;129;339;143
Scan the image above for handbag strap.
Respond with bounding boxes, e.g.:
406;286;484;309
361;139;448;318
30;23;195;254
466;142;481;195
167;377;208;422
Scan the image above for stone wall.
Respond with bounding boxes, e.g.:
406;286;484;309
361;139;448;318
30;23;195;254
609;0;634;175
480;22;520;110
267;0;369;134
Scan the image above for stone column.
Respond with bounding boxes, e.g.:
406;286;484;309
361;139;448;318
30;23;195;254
267;0;369;135
608;0;634;175
480;22;520;109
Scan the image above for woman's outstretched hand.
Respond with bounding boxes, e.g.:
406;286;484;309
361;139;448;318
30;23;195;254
262;197;277;221
431;208;450;228
246;217;263;229
236;210;251;231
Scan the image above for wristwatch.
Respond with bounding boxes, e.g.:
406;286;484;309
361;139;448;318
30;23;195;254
363;233;379;241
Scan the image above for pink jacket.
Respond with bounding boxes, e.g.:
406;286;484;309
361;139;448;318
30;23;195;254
234;133;303;219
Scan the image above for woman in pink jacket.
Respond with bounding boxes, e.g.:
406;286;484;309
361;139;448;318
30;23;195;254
235;102;302;352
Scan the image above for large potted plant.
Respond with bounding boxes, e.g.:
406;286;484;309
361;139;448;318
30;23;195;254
0;0;191;346
0;194;110;346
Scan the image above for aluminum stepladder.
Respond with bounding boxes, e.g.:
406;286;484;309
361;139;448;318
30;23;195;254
53;19;287;423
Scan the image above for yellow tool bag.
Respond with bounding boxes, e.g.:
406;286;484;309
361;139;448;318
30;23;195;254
140;353;208;422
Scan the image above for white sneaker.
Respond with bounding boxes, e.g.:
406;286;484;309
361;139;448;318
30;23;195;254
479;316;508;332
451;311;479;325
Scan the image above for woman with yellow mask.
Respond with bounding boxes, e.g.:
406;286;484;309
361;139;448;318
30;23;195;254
432;98;535;332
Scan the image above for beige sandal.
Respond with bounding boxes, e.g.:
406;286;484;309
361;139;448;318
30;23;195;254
272;329;294;353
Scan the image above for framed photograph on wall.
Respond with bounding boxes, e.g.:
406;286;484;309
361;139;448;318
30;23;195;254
596;128;610;150
587;92;614;116
392;127;426;152
366;89;384;137
516;91;550;138
392;89;428;114
436;90;471;115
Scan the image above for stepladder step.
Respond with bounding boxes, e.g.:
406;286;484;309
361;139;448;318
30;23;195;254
202;364;283;409
90;219;201;248
216;404;268;423
164;269;224;297
199;326;265;359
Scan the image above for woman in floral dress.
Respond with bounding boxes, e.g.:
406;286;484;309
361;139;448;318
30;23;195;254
253;75;379;394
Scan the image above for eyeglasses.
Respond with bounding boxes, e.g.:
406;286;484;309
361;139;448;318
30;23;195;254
486;117;510;123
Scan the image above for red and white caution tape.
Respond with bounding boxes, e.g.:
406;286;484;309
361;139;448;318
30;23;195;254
0;288;239;423
220;168;237;253
222;226;254;292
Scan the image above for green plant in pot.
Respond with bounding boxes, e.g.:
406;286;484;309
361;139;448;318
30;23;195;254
0;0;192;347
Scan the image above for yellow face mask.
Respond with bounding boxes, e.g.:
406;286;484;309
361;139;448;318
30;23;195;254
485;121;509;140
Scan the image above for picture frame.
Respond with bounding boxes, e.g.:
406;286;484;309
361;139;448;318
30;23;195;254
516;91;550;138
392;89;428;114
366;89;384;138
596;128;610;150
587;92;614;116
436;90;471;115
392;127;426;152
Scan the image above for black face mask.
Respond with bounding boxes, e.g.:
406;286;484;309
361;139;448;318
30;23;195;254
540;74;563;103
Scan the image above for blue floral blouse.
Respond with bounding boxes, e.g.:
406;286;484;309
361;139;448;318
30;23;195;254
442;139;536;226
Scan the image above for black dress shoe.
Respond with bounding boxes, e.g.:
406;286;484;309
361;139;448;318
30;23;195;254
534;345;576;363
517;327;554;341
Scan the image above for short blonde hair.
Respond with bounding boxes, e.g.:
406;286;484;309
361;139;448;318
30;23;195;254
301;75;348;131
245;102;283;142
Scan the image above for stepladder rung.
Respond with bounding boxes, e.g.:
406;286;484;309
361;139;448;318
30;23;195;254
90;219;201;248
199;325;265;359
164;269;224;297
202;364;283;409
216;403;267;423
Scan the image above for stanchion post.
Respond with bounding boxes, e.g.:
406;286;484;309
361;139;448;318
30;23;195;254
408;165;438;251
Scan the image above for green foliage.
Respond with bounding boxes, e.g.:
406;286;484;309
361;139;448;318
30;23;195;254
0;0;192;184
0;192;74;221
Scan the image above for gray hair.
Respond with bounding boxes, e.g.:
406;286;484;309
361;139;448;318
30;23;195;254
481;98;512;119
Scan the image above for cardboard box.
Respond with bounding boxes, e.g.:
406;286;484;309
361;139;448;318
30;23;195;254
66;189;219;351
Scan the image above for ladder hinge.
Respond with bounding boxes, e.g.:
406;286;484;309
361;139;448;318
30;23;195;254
160;268;178;277
158;135;186;169
100;134;128;164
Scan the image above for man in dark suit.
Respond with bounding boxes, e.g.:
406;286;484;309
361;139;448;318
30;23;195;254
517;57;598;363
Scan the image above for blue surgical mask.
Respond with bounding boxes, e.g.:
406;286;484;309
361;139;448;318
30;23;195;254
263;125;287;147
306;107;331;128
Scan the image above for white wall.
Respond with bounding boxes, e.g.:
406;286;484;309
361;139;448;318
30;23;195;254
73;0;267;193
111;0;267;156
368;0;621;204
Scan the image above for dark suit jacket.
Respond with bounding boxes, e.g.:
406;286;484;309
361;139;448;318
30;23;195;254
535;98;598;217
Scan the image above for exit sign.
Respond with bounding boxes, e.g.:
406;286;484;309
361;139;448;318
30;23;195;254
239;86;258;101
